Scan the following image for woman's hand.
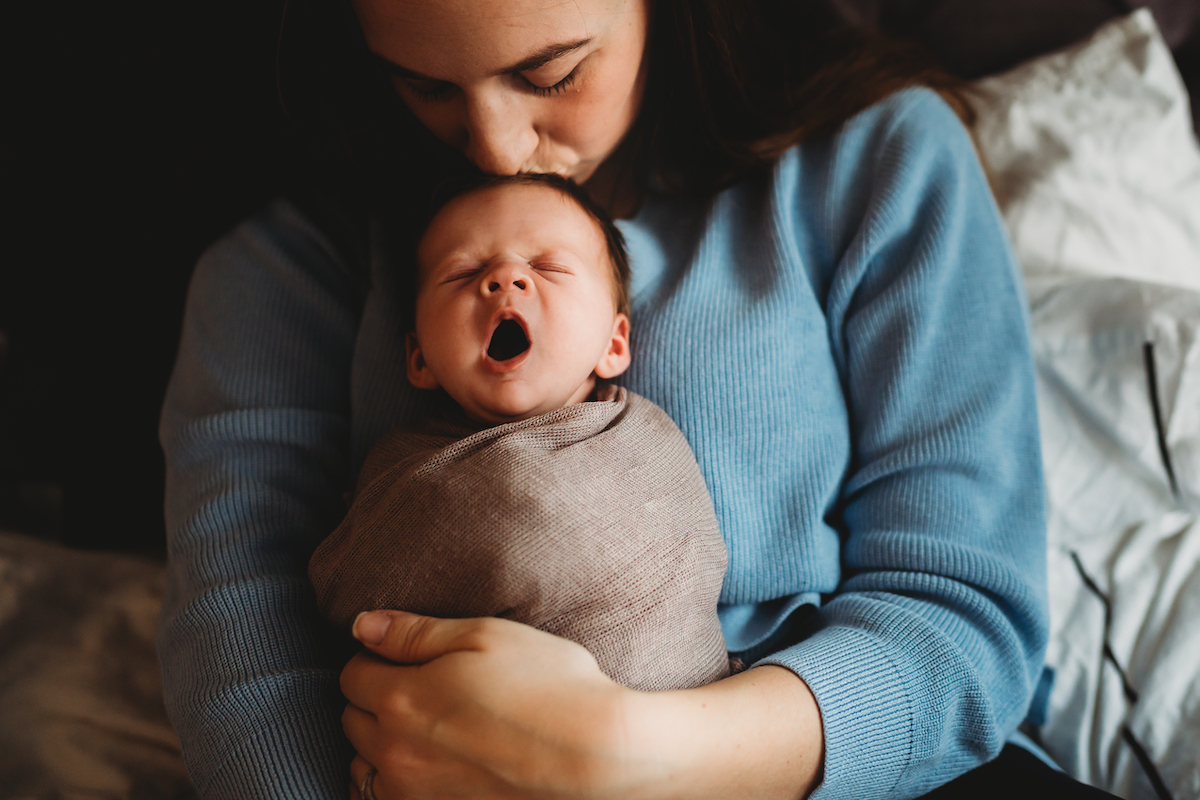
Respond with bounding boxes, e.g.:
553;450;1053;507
341;610;637;798
340;610;824;800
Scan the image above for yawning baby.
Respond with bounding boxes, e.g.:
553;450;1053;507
309;173;731;691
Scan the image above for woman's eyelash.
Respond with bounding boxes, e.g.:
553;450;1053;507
523;69;577;97
405;69;578;102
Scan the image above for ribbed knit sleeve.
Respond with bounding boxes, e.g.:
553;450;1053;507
158;200;364;798
754;91;1049;798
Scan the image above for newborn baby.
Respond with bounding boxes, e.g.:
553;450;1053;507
309;174;730;691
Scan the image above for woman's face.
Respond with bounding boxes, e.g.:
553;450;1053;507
352;0;649;182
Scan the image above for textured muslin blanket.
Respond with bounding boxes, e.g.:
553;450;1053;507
309;386;730;691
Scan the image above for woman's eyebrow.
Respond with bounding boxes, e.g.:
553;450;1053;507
503;37;592;74
369;37;593;81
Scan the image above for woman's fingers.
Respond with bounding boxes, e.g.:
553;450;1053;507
341;611;483;714
341;613;594;713
337;614;631;797
352;610;489;664
340;649;411;713
342;702;383;765
349;754;377;800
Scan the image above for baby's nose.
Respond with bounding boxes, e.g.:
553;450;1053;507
481;261;532;295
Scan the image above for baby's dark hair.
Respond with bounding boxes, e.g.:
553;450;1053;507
412;173;631;320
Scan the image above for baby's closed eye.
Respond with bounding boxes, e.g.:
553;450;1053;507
441;267;484;284
530;262;572;275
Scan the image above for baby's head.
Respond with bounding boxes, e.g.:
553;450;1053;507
406;174;632;425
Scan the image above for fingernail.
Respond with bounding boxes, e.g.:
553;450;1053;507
353;611;392;645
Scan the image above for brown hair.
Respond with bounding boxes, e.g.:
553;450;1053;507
276;0;972;204
415;173;631;320
630;0;974;193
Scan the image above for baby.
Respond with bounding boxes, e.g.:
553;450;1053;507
309;174;730;691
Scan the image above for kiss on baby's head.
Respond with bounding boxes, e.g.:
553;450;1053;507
405;174;633;425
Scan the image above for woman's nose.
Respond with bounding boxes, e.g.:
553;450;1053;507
480;261;533;296
462;92;539;175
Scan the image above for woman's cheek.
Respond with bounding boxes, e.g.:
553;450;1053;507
567;87;629;152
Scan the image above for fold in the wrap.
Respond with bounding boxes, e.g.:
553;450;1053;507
309;386;730;691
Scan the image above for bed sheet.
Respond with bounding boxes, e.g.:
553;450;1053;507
0;531;196;799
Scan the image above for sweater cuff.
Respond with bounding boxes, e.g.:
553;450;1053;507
199;688;352;800
756;625;913;800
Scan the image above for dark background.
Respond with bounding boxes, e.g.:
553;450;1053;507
3;0;1197;557
3;0;300;555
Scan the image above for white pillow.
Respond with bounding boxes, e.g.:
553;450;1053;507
972;9;1200;297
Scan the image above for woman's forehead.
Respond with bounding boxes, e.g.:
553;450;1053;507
354;0;627;76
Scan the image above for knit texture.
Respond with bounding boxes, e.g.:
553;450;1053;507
309;386;730;692
159;88;1048;799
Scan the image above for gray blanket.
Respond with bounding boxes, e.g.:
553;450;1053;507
310;387;730;691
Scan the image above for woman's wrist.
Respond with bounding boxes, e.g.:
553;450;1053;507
613;665;825;800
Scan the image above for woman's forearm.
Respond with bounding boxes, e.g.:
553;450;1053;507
161;199;364;797
617;665;824;800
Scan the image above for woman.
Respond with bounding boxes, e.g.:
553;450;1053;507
157;0;1101;797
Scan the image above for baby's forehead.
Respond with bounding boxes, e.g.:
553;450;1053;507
434;181;597;231
417;182;609;269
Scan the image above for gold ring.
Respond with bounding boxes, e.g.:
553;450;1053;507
360;767;379;800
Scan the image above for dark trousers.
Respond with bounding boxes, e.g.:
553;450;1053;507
917;744;1120;799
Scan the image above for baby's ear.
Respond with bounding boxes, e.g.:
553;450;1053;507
406;332;440;390
594;313;631;379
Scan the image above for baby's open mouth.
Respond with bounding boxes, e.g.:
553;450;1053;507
487;318;530;362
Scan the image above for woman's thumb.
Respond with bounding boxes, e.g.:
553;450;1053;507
352;610;472;664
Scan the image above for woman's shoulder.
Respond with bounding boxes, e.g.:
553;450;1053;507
722;84;1009;308
824;86;975;170
187;195;369;326
773;87;976;193
200;196;362;280
765;86;991;254
843;85;968;141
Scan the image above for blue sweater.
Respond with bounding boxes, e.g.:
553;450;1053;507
159;88;1048;799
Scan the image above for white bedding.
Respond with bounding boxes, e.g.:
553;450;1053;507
973;11;1200;800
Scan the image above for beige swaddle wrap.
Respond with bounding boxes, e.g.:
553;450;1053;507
309;386;730;691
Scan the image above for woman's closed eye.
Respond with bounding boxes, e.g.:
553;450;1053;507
521;68;577;97
403;67;579;103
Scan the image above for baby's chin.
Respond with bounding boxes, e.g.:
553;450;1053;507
460;387;591;426
461;400;558;426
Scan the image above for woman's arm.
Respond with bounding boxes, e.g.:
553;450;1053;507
758;88;1048;799
159;199;365;798
340;612;823;800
